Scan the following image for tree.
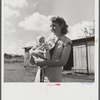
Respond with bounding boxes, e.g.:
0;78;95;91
4;53;12;58
81;20;95;37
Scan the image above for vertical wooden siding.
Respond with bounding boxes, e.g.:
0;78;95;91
87;42;94;73
73;45;87;73
72;38;94;74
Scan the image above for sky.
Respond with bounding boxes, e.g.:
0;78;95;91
3;0;95;55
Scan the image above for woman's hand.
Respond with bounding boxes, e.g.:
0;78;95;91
35;60;47;69
35;61;47;69
40;66;47;69
35;61;44;66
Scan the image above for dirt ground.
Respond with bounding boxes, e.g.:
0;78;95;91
4;63;94;82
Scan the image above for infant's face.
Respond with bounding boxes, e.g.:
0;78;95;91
39;38;45;44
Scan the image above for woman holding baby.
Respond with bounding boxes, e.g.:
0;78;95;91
30;16;72;82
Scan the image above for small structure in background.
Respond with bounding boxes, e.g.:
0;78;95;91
22;46;33;68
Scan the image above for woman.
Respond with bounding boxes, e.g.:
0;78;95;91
35;16;72;82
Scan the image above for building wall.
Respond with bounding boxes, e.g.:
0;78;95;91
73;44;87;73
72;37;94;74
87;41;94;73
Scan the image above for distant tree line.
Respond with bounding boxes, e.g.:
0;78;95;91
4;53;24;59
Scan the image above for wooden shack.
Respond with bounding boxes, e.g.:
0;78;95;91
71;36;95;74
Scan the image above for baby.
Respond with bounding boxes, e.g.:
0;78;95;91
29;36;46;66
29;35;56;67
28;35;57;82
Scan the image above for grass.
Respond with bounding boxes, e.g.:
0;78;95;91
4;62;94;82
4;62;37;82
4;57;24;63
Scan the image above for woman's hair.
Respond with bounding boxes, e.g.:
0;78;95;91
50;16;68;34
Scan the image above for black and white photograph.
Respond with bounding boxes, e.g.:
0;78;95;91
2;0;98;99
3;0;96;83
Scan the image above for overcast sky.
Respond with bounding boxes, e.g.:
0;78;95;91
3;0;95;55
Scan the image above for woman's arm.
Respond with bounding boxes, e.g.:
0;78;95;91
35;43;71;67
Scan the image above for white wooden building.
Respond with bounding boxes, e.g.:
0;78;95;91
72;36;94;74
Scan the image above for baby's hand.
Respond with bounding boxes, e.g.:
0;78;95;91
43;43;49;50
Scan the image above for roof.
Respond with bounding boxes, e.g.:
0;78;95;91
72;36;94;43
22;46;33;49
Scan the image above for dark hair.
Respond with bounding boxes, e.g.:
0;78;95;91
50;16;68;34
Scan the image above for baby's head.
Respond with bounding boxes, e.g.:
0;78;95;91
37;36;45;45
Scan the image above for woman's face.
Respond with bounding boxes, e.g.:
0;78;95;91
50;22;62;35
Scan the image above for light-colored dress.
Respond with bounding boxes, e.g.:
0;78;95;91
44;35;72;82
